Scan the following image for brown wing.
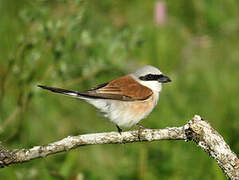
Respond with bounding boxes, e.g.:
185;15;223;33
79;76;153;101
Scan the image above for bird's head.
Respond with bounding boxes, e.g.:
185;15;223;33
132;65;171;92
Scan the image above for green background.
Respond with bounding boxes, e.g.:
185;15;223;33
0;0;239;179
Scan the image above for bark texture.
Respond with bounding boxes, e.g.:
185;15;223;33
0;115;238;179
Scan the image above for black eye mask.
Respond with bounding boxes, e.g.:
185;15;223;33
139;74;164;81
139;74;171;83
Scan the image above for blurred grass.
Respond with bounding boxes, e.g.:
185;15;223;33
0;0;239;179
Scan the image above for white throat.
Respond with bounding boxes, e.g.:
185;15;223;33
131;75;162;92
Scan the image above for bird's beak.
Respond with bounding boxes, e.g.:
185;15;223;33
158;75;171;83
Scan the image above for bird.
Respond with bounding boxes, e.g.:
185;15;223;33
38;65;171;134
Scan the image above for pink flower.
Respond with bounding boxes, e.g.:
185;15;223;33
155;1;167;26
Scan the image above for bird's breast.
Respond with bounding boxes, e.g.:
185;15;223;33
108;91;159;128
130;91;159;118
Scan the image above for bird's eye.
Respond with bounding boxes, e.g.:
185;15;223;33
147;74;154;80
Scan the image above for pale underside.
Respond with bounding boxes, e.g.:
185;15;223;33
85;92;159;128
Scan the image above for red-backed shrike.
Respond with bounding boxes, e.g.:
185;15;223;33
38;65;171;133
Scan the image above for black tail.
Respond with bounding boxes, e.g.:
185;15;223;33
38;85;80;98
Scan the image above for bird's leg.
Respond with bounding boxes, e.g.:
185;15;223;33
116;125;122;135
136;123;146;141
116;125;126;144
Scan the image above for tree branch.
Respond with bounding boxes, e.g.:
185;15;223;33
0;115;238;179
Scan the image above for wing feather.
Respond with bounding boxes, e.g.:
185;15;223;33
80;76;153;101
38;76;153;101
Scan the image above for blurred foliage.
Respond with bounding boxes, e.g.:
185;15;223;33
0;0;239;179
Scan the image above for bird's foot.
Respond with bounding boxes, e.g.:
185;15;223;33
136;123;146;141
